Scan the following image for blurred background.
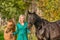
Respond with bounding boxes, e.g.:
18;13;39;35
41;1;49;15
0;0;60;40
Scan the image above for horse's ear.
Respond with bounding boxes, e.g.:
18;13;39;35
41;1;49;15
28;11;31;14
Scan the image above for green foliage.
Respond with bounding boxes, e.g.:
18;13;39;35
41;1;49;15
0;0;30;21
38;0;60;22
0;31;4;40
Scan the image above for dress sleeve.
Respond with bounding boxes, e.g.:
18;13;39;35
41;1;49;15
27;28;30;34
26;22;31;34
13;24;19;35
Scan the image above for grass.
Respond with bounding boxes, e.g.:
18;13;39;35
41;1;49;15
28;33;37;40
0;26;37;40
0;31;4;40
0;31;37;40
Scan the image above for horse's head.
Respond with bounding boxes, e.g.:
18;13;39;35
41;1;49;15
28;11;36;26
28;11;43;29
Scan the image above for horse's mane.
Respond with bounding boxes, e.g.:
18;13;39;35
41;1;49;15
33;13;49;29
33;13;49;24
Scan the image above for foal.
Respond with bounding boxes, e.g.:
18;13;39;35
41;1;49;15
4;19;16;40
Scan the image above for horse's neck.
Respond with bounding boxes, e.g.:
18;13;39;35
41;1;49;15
33;14;49;29
34;18;48;29
34;18;43;29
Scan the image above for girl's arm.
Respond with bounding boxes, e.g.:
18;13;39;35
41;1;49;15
27;28;30;34
26;22;31;34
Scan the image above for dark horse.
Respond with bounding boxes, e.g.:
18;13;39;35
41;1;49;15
28;11;60;40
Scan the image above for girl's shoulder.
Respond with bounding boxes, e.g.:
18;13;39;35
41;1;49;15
16;22;20;27
16;22;28;26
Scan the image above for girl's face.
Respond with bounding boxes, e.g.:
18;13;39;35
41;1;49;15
19;16;25;22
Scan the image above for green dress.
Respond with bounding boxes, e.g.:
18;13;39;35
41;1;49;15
13;22;30;40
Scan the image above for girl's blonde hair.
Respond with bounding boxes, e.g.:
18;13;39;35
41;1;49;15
19;14;25;22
